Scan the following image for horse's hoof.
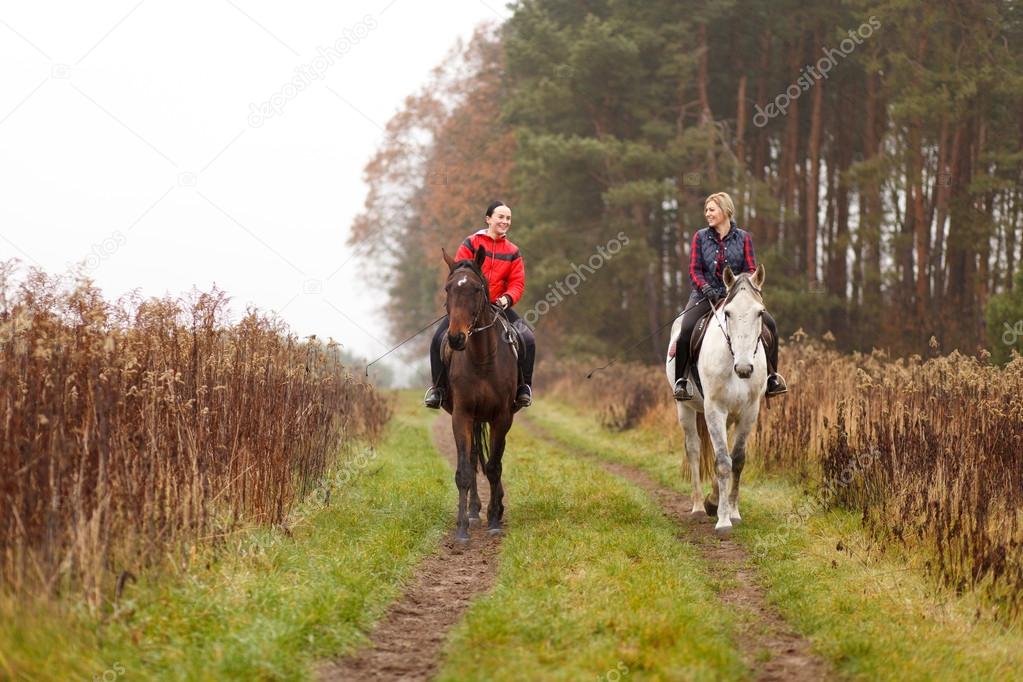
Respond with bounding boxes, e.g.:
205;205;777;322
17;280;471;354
714;524;732;538
487;526;503;536
468;517;481;528
454;531;469;544
690;509;707;517
704;500;718;517
729;516;742;525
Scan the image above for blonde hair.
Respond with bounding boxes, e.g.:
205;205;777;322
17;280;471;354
705;192;735;220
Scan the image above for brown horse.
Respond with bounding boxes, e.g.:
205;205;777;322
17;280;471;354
441;245;518;542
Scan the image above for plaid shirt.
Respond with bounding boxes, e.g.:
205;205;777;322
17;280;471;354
689;222;757;299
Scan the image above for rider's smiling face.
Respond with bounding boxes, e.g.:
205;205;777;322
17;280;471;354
705;200;728;229
487;206;512;238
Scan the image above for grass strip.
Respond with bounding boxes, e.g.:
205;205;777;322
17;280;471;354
530;399;1023;681
436;414;747;681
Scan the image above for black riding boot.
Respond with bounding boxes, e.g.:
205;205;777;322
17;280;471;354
515;385;532;408
672;297;709;401
766;372;788;396
762;311;787;397
425;318;449;409
673;373;694;401
506;309;535;408
424;383;445;409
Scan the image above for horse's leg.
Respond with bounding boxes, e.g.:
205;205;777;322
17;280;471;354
678;404;705;514
706;475;720;517
468;438;482;526
728;404;760;524
452;413;473;542
485;413;511;535
704;406;733;536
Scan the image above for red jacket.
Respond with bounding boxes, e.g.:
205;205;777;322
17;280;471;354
455;230;526;305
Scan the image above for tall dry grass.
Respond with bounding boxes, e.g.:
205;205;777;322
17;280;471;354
540;334;1023;619
0;263;390;604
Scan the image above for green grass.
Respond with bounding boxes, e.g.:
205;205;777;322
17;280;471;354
436;417;747;681
0;393;453;681
529;399;1023;681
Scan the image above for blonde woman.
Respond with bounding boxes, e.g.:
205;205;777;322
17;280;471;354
673;192;787;400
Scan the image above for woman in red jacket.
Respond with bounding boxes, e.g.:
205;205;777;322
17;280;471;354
425;201;535;409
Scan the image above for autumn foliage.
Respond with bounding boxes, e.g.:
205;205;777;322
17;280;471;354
0;263;390;603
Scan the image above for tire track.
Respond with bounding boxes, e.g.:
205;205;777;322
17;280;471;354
318;416;501;682
521;417;832;682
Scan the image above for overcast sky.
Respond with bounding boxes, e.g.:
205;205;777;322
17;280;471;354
0;0;509;376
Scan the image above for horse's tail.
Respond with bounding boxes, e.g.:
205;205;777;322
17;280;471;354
696;412;714;479
471;420;490;475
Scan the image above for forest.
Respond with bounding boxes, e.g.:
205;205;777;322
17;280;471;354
351;0;1023;362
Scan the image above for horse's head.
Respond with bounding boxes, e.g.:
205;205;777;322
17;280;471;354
721;264;767;379
442;245;490;352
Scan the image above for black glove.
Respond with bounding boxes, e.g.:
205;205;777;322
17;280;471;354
701;284;723;304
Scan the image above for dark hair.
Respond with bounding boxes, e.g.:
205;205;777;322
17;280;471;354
485;200;508;218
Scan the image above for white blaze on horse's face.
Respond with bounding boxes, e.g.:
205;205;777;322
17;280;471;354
723;284;764;379
457;275;468;287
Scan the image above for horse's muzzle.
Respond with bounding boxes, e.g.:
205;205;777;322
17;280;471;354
448;332;467;351
734;362;753;378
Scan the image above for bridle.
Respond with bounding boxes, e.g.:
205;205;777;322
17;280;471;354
711;278;764;360
448;264;500;339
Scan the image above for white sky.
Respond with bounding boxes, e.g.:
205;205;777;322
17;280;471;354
0;0;509;377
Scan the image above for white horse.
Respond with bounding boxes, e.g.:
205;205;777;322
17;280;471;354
664;265;768;536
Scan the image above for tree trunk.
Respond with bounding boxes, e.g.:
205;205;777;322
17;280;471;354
735;75;748;173
697;24;718;186
806;29;824;289
780;34;805;251
862;71;884;312
751;28;773;247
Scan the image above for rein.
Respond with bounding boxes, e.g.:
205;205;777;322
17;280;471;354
466;298;499;337
453;264;499;338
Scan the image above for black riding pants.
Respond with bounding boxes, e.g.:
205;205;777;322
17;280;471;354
673;295;779;382
430;307;536;386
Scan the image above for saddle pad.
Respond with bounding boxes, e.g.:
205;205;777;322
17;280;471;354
671;302;772;366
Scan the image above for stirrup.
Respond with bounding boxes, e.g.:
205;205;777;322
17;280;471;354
766;373;788;397
673;377;693;401
423;386;444;409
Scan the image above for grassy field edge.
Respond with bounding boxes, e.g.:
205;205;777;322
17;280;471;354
527;399;1023;681
0;393;452;681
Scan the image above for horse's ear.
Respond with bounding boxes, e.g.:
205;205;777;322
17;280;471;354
474;244;487;269
752;263;766;288
722;265;736;289
442;248;456;272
